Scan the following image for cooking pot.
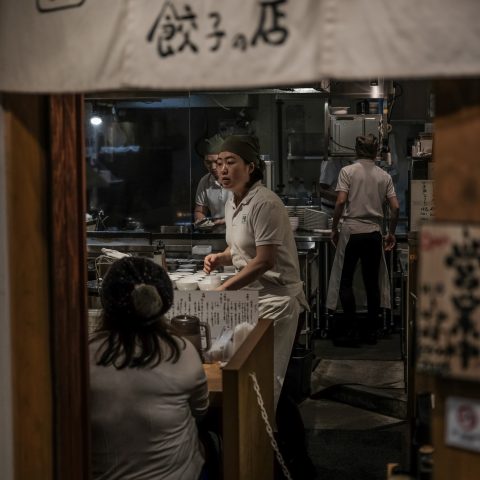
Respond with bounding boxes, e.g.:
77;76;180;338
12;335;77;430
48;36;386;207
170;315;211;360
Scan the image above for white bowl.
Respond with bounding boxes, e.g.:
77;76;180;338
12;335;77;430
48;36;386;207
198;280;220;291
176;278;198;291
198;274;221;291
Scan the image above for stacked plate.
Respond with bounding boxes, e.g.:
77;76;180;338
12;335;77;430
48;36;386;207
285;206;305;229
303;208;329;230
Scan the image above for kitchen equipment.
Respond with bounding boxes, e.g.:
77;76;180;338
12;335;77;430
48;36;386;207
329;106;350;115
170;315;212;359
160;225;192;234
260;155;276;191
194;218;215;232
329;114;382;156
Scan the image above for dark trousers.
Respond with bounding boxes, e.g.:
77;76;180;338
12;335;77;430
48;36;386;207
339;231;382;333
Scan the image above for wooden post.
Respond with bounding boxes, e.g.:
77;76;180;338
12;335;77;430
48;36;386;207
4;94;54;480
416;79;480;480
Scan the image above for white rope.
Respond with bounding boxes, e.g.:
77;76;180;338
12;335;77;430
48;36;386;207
248;372;293;480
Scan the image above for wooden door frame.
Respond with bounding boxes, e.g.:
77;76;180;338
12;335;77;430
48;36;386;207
48;94;90;480
4;93;89;480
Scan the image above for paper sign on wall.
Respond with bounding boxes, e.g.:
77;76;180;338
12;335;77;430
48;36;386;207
446;396;480;453
410;180;435;231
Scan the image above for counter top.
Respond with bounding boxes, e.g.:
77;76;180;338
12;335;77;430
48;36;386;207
295;230;331;242
87;230;228;240
204;362;223;407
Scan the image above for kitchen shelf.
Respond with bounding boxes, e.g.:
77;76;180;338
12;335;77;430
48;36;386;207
287;155;323;161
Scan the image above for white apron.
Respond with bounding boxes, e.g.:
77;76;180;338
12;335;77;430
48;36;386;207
257;283;308;411
326;224;390;311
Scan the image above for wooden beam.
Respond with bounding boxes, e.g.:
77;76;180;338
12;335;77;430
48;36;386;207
434;80;480;222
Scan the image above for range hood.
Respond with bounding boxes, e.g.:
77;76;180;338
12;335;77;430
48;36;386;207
330;79;394;98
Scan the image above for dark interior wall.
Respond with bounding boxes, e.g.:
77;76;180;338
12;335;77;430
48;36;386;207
85;83;431;230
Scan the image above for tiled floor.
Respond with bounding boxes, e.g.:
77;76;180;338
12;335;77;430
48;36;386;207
299;333;410;480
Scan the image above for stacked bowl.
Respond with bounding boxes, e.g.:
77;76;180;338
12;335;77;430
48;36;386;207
289;216;300;232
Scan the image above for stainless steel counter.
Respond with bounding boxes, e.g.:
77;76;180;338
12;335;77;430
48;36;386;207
294;230;334;336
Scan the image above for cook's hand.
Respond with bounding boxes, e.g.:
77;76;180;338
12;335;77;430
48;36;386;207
330;230;339;248
213;218;225;225
204;253;221;274
384;233;396;251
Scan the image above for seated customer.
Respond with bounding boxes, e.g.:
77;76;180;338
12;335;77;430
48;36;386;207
90;257;209;480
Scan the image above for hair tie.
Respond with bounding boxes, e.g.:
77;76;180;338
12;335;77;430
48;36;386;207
131;283;163;320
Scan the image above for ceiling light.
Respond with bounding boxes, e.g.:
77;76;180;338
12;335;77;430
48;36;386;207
90;115;102;126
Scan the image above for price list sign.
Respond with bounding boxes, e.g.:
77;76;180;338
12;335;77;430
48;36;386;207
166;290;259;340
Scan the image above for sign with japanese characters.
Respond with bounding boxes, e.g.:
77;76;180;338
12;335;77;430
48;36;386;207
410;180;435;231
2;0;480;92
417;223;480;380
0;0;319;92
166;290;259;340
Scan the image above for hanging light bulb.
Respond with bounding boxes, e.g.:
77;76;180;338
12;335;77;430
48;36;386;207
90;115;102;126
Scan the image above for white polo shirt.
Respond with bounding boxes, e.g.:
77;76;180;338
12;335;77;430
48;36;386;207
225;182;303;296
195;173;229;219
336;159;397;234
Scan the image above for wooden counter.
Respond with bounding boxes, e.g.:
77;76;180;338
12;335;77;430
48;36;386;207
203;362;223;408
203;318;274;480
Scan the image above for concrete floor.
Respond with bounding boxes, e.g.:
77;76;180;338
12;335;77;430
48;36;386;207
299;333;410;480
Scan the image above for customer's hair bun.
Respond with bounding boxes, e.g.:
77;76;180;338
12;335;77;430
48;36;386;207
131;283;163;319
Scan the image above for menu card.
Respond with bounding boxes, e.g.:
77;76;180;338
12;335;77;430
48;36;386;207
165;290;259;340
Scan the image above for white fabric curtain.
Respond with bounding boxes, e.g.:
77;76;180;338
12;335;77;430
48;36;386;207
1;0;479;93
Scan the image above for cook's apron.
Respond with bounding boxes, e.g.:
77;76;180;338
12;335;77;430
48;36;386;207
326;224;390;311
256;282;308;410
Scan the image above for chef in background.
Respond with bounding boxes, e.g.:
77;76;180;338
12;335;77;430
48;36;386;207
327;134;399;346
318;157;353;217
194;134;229;228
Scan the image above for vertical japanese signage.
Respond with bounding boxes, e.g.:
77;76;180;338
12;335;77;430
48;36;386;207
410;180;435;231
417;223;480;379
